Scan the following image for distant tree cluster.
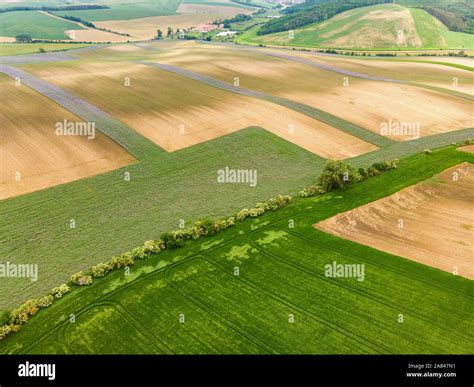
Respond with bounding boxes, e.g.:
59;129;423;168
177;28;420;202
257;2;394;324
60;15;96;29
421;5;473;34
0;5;108;13
213;13;252;28
15;34;32;43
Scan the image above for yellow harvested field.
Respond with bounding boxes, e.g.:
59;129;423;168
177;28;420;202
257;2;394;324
24;61;377;159
0;74;135;200
458;144;474;153
155;45;473;140
407;56;474;67
64;29;133;43
95;14;222;40
285;50;474;96
0;36;15;42
315;163;474;279
177;3;253;16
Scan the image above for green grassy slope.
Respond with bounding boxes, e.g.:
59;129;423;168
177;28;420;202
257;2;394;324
238;4;474;49
0;11;84;40
0;43;93;56
51;0;181;22
1;146;473;354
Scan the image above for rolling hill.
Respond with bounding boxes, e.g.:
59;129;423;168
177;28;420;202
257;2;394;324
239;3;474;50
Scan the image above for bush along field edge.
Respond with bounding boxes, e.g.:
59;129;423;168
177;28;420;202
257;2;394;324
1;139;472;342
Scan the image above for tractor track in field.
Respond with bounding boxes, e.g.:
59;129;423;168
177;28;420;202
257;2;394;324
164;259;276;354
94;301;172;353
248;228;474;350
201;254;383;354
274;229;474;341
54;301;171;354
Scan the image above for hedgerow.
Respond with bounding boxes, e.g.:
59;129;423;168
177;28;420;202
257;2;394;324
0;156;409;341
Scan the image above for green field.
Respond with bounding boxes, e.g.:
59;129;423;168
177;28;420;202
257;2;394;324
181;0;256;9
0;128;325;312
0;11;83;40
0;42;93;56
237;4;474;50
1;146;473;354
51;0;181;22
1;42;473;313
409;7;474;49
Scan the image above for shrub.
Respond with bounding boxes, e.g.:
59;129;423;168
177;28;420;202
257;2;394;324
213;217;235;232
91;262;112;278
131;246;147;260
109;253;135;269
160;232;185;249
143;240;163;254
10;299;39;325
236;208;250;221
71;272;93;286
358;167;368;180
36;295;54;308
0;325;11;340
274;194;292;208
317;160;360;192
256;202;270;211
51;284;71;299
385;159;400;169
371;162;387;172
0;310;11;326
367;166;381;176
200;219;217;236
424;149;432;155
249;207;265;217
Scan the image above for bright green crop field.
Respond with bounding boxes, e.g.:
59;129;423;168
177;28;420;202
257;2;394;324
1;146;473;354
0;43;93;56
51;0;181;22
0;11;83;40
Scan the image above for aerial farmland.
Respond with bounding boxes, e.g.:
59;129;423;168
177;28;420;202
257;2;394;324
0;0;473;384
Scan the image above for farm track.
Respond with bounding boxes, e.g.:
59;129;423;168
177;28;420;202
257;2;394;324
136;60;392;148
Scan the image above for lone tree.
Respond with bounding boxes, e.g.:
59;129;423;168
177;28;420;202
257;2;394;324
316;160;360;193
156;29;163;39
15;34;32;43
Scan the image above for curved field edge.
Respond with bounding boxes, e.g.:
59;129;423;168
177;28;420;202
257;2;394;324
1;146;473;354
